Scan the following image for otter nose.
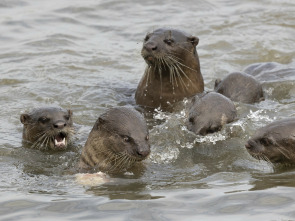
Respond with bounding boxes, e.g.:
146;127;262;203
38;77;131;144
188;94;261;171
53;121;66;129
144;42;157;51
136;145;151;158
245;140;254;150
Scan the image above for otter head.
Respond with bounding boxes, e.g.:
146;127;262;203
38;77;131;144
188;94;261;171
135;28;204;110
186;92;236;136
141;28;199;67
245;135;288;163
80;107;150;173
214;72;264;104
245;119;295;164
20;107;74;151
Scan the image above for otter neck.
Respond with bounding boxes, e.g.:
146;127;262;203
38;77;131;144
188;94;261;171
145;59;201;89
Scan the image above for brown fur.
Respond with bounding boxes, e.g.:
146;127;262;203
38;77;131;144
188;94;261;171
245;118;295;164
187;92;237;135
20;107;74;150
135;28;204;110
79;107;150;174
214;72;264;104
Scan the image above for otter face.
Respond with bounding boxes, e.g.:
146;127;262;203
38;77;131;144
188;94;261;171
80;107;150;173
186;115;223;136
98;107;151;162
245;136;289;163
186;92;236;136
20;107;74;151
104;129;150;162
141;28;199;66
245;119;295;164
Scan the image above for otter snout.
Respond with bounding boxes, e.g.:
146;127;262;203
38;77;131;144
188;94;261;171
53;120;67;129
135;143;151;159
245;139;262;153
143;42;158;52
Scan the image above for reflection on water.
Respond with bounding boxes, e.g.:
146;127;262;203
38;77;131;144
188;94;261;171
1;0;295;220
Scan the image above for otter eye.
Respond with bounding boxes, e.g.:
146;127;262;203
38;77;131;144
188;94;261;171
39;117;49;124
144;35;150;42
164;39;174;45
260;138;270;146
123;136;131;142
64;115;70;121
189;117;194;124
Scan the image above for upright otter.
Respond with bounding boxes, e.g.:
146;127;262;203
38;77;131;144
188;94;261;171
20;107;74;150
187;92;237;135
79;107;150;174
135;28;204;110
245;118;295;164
214;72;264;104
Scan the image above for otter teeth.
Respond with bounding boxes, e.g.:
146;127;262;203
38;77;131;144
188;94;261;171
54;137;66;147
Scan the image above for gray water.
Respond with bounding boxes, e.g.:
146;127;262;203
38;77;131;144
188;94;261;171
1;0;295;220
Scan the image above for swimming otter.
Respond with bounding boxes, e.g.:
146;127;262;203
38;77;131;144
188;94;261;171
79;107;150;174
244;62;295;82
245;118;295;164
135;28;204;110
20;106;74;150
214;72;264;104
186;92;237;135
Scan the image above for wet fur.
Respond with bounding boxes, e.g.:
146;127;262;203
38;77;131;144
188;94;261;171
20;107;74;151
135;28;204;110
79;107;150;174
245;118;295;164
214;72;264;104
187;92;237;135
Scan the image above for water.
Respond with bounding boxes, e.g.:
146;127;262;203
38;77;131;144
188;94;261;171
1;0;295;220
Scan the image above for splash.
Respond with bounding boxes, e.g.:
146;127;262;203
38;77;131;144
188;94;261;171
193;132;228;145
247;109;275;122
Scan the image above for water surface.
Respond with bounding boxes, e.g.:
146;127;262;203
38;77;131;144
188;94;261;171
1;0;295;220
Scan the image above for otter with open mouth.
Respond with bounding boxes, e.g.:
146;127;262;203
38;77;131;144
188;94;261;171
78;107;150;174
20;106;74;150
135;28;204;110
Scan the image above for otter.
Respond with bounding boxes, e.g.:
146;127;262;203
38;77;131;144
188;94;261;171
79;107;150;174
244;62;295;82
135;28;204;110
214;72;264;104
245;118;295;164
186;92;237;135
20;106;74;150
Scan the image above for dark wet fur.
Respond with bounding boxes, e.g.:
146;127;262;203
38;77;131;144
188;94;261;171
214;72;264;104
245;118;295;165
135;28;204;110
20;107;74;151
187;92;237;135
79;107;150;174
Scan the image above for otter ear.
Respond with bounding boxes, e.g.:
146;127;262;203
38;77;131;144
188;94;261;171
20;114;30;124
67;109;73;116
214;79;221;89
98;117;105;124
188;36;199;46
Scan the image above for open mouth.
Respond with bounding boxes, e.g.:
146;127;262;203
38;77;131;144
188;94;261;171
54;132;67;148
143;54;155;64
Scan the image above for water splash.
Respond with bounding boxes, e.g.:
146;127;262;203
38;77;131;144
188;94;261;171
193;132;228;145
247;109;275;122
